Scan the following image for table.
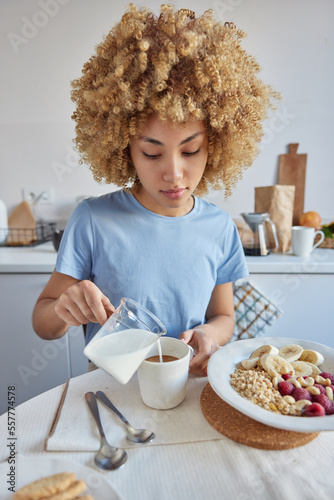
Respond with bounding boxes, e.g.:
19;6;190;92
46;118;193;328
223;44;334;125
1;370;334;500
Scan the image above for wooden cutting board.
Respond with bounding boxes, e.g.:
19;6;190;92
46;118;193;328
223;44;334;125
278;143;307;225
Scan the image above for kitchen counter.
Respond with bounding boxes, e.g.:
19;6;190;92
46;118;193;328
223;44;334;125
0;241;333;274
244;247;334;274
0;242;57;273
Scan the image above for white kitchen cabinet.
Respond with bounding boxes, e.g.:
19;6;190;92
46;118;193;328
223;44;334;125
0;273;87;415
248;273;333;348
242;248;334;348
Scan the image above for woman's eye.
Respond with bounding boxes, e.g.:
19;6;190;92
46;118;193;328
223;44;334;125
183;148;200;156
142;148;200;159
143;152;160;159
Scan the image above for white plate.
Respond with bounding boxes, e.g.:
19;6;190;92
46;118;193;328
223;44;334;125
0;454;123;500
208;337;334;433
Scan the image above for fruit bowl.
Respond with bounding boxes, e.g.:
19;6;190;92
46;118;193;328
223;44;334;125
208;337;334;432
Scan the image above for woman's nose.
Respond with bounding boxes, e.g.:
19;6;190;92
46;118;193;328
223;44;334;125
162;157;183;182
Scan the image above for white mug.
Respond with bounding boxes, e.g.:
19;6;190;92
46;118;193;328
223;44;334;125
291;226;325;257
137;337;193;410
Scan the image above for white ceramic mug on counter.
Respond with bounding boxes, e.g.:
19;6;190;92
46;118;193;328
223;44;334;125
291;226;325;257
137;337;193;410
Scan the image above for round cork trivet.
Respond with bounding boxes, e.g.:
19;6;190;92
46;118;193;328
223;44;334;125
201;383;319;450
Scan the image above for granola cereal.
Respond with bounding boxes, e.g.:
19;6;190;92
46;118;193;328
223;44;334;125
230;368;301;416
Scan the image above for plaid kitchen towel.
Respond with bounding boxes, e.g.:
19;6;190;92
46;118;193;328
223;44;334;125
232;280;283;342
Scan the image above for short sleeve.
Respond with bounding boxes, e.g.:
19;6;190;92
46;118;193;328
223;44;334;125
56;201;93;280
216;219;249;284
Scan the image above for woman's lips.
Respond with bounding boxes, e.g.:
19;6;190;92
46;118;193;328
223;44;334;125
161;188;187;200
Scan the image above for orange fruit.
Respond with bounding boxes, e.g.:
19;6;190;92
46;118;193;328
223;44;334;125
299;211;322;229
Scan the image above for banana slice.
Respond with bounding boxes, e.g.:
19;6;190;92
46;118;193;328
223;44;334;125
299;349;324;366
249;345;279;359
278;344;303;362
241;357;259;370
260;354;295;378
303;361;321;376
291;361;313;377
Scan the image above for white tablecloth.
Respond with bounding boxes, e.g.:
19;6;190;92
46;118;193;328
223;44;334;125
1;370;334;500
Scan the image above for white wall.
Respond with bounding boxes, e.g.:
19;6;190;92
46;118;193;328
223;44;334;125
1;0;333;223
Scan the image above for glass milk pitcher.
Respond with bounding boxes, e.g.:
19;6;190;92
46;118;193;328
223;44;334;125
84;298;167;384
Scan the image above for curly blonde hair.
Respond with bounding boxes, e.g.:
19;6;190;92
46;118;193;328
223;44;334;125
71;3;279;197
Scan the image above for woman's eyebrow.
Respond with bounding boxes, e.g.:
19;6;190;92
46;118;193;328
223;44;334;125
180;132;204;145
139;131;204;146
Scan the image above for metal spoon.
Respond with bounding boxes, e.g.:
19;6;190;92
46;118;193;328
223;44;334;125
96;390;155;444
85;392;127;470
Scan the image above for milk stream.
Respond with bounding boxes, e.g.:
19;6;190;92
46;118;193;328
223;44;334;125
84;328;159;384
157;338;163;363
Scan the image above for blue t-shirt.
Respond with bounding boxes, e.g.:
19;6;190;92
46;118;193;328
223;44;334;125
56;190;248;343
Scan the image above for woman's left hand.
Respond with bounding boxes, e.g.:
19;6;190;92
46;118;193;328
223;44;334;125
179;325;220;376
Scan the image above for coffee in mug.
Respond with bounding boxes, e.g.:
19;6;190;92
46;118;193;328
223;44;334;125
137;337;193;410
146;355;179;363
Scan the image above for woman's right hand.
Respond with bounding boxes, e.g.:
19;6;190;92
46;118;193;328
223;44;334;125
54;280;115;327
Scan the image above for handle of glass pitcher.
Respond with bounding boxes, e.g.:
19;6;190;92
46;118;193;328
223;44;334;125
265;217;279;252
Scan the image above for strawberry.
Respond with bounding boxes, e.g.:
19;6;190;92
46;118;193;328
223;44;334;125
291;387;312;402
312;394;334;415
277;381;295;396
304;403;325;417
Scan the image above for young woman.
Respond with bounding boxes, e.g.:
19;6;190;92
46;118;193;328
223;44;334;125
33;4;278;375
